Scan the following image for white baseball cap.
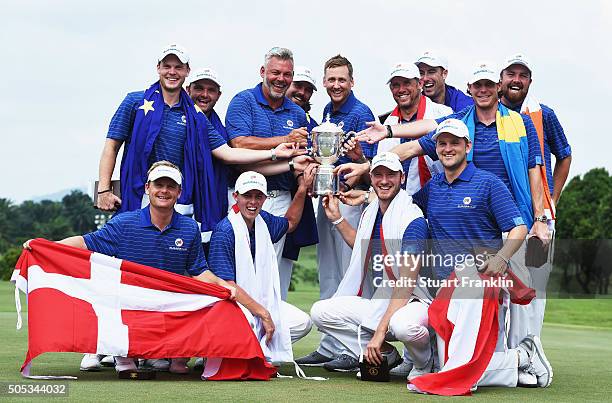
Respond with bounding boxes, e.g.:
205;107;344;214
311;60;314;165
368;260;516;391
370;152;403;173
386;62;420;84
502;53;533;75
432;118;470;141
158;43;189;64
293;66;317;90
235;171;267;195
415;50;448;70
468;61;499;84
187;68;221;87
147;164;183;185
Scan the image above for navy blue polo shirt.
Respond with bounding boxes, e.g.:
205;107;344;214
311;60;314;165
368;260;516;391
506;103;572;196
444;84;473;112
412;163;525;279
83;206;207;276
418;106;540;193
208;210;289;281
107;90;226;170
323;91;377;162
225;83;309;191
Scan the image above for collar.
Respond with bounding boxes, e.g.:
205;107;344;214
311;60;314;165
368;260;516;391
442;162;476;185
252;83;291;111
328;91;357;115
501;99;522;112
139;205;181;230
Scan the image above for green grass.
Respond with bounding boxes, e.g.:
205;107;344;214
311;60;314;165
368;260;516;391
2;273;612;402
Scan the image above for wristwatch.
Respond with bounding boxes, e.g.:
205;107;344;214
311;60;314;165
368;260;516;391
270;148;277;161
534;215;548;223
288;159;295;172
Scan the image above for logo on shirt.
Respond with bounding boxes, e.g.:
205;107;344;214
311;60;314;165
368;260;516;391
286;119;294;128
177;115;187;126
175;238;184;247
463;197;471;205
169;237;188;252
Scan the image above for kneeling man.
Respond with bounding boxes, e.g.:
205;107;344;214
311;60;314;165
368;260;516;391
311;152;431;375
208;169;315;363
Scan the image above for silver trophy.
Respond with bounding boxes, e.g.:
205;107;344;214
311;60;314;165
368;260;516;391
309;115;357;195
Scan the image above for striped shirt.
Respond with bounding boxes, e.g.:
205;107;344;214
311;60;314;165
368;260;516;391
225;83;308;191
323;91;377;162
412;163;524;279
83;206;207;276
208;210;289;281
418;107;540;193
107;91;226;170
507;103;572;195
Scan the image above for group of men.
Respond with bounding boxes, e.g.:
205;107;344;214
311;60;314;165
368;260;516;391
26;43;572;393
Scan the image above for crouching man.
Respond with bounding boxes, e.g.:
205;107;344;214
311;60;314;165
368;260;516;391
208;169;316;363
310;152;431;375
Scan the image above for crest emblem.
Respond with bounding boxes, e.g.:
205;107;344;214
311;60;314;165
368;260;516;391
463;197;472;205
175;238;184;247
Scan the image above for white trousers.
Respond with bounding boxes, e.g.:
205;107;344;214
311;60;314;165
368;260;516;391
315;202;363;357
228;188;294;301
240;301;312;344
311;296;431;366
436;298;519;388
505;225;554;348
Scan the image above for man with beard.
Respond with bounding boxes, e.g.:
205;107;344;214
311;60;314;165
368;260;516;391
376;62;452;194
499;54;572;348
88;44;302;372
310;152;429;373
415;50;473;113
286;66;319;131
295;54;377;368
225;47;310;300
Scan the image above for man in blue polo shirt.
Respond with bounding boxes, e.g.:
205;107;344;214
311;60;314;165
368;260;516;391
25;162;244;376
296;54;377;368
354;61;550;244
499;53;572;348
409;119;552;389
310;152;430;374
415;50;473;113
208;170;316;363
225;47;311;300
96;44;301;253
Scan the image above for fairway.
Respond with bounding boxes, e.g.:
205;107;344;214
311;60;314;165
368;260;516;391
2;280;611;402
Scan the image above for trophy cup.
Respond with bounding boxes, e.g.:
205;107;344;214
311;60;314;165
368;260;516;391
309;115;357;195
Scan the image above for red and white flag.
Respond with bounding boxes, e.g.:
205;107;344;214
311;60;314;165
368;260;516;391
11;239;277;380
409;269;534;396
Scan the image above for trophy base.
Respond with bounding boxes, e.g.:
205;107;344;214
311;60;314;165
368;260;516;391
313;165;340;196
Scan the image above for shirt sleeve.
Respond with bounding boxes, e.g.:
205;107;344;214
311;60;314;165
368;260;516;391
208;221;237;281
83;216;123;256
261;210;289;243
225;93;255;140
185;222;208;276
521;114;541;169
203;115;226;150
541;105;572;160
487;176;525;232
401;217;429;255
107;92;141;142
412;184;430;218
417;131;438;160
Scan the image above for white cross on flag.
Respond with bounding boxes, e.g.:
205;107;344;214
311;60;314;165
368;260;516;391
11;239;276;380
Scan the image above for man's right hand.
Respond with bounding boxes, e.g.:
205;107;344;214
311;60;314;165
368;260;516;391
322;193;341;222
97;191;121;211
285;127;309;146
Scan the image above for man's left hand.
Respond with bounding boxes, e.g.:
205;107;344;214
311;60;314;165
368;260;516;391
275;143;307;159
477;254;508;277
529;221;551;245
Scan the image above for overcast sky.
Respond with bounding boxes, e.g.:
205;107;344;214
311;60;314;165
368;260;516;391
2;0;611;202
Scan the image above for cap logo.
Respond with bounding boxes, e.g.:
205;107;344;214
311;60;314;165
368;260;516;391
175;238;184;247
